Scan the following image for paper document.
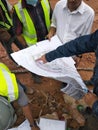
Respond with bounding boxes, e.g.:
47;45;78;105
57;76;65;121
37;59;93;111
8;118;66;130
8;120;30;130
11;35;87;98
39;118;66;130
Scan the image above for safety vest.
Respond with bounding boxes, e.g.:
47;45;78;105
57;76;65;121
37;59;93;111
0;63;19;102
0;0;12;30
14;0;51;46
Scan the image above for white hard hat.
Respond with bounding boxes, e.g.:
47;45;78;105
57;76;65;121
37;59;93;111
0;96;17;130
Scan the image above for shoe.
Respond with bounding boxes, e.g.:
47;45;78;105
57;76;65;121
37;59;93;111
25;87;34;95
83;80;93;86
32;73;42;84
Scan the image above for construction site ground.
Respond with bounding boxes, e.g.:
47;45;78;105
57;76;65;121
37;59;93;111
1;0;98;130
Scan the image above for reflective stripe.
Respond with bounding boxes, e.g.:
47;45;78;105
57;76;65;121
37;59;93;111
41;0;51;31
0;0;12;27
0;63;18;102
23;30;36;39
1;69;15;102
14;1;37;44
0;21;11;30
14;0;51;45
0;62;10;72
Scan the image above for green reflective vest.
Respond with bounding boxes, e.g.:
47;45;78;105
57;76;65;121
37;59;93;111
14;0;51;46
0;63;18;102
0;0;12;30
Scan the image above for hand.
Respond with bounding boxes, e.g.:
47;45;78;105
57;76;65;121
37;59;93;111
46;32;53;41
31;126;40;130
36;55;47;64
83;92;98;108
45;27;56;41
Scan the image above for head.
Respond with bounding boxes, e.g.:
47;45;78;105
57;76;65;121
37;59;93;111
0;96;17;130
67;0;82;12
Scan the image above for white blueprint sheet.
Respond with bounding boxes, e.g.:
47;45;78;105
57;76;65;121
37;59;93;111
11;35;87;90
8;120;30;130
8;118;66;130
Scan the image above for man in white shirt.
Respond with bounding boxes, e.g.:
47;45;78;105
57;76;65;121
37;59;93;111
46;0;94;88
47;0;94;44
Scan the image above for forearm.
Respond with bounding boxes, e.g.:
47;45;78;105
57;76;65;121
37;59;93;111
46;31;98;62
22;104;34;125
48;27;56;37
22;105;40;130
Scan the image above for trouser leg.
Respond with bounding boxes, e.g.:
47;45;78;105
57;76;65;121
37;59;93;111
92;46;98;96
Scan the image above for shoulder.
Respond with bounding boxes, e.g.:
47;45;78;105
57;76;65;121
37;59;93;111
55;0;66;8
83;2;95;15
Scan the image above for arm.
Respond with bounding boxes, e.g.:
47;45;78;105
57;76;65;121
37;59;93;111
17;84;40;130
46;3;56;40
22;105;40;130
81;10;95;35
45;30;98;62
37;30;98;63
46;27;56;40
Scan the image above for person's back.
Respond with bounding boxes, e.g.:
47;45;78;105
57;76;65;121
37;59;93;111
13;0;52;46
47;0;94;44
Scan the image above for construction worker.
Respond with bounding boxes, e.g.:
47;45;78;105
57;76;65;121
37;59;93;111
0;62;40;130
13;0;52;46
0;0;26;59
13;0;52;83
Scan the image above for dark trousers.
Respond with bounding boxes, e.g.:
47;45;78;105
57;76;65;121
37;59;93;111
91;46;98;96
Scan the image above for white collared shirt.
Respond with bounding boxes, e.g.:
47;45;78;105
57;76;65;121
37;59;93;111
51;0;95;44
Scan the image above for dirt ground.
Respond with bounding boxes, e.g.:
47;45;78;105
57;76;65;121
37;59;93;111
0;0;98;130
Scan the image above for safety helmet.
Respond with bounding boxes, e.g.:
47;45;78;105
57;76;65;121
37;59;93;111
0;96;17;130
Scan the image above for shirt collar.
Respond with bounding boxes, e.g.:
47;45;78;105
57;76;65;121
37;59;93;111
63;1;85;15
76;1;85;14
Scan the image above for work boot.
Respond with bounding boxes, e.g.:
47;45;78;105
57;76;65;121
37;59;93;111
83;80;94;86
32;73;42;84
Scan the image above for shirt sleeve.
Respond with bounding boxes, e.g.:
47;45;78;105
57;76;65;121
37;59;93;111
17;83;29;107
81;10;95;35
45;30;98;62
